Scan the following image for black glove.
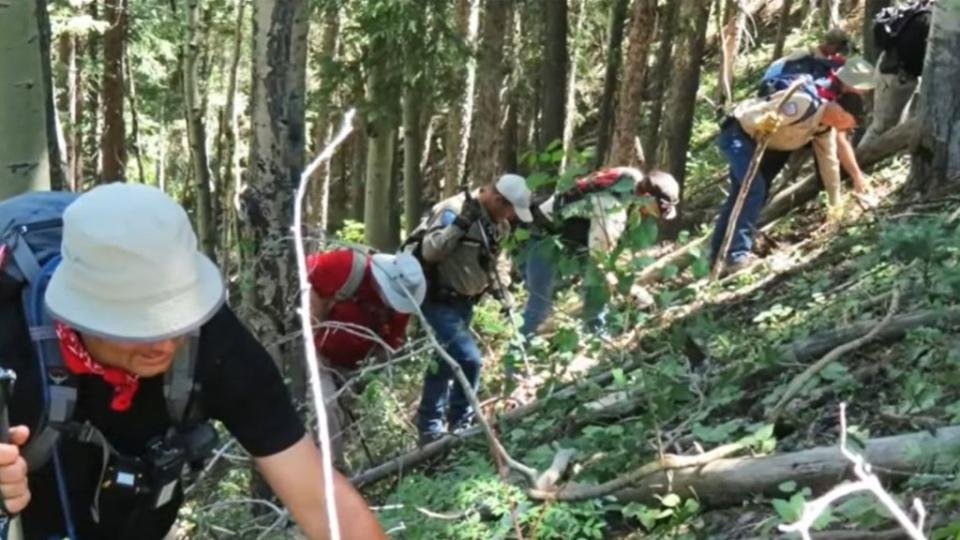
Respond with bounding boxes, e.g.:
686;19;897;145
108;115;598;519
454;196;482;231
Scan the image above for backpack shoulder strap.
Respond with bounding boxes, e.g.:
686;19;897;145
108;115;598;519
333;250;368;302
164;332;201;425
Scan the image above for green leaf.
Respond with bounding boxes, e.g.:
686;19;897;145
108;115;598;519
611;368;626;386
659;493;681;508
778;480;798;493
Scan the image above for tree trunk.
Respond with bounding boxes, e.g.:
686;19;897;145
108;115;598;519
540;0;567;153
469;0;512;188
642;0;680;167
594;0;630;169
220;0;245;274
908;2;960;196
183;0;215;260
560;0;584;171
100;0;126;182
403;87;425;234
863;0;892;63
657;0;711;235
364;63;398;251
350;125;367;222
241;0;308;379
0;0;54;197
36;0;65;191
84;0;101;185
309;6;340;232
607;0;658;167
718;0;746;109
772;0;795;61
443;0;481;197
124;55;146;184
823;0;841;29
58;31;79;190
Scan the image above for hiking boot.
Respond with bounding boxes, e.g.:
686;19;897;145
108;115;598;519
418;430;446;447
722;253;760;277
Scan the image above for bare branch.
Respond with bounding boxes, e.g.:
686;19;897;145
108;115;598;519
291;108;357;540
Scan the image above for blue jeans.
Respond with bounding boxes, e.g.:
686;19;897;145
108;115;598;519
416;299;482;435
521;239;557;336
709;121;790;264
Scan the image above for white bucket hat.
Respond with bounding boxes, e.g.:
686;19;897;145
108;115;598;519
45;182;225;341
370;252;426;314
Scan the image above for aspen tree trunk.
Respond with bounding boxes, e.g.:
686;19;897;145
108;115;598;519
0;0;53;198
124;56;146;184
607;0;658;167
444;0;481;196
221;0;245;273
403;87;425;234
310;6;340;232
363;62;398;251
184;0;215;259
719;0;746;109
594;0;630;169
100;0;126;182
908;1;960;196
350;124;367;222
58;30;79;190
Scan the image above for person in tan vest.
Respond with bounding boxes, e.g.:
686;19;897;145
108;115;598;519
709;57;876;275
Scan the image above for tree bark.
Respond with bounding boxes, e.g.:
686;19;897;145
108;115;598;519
540;0;568;153
100;0;126;182
0;0;53;197
403;87;425;234
718;0;746;109
594;0;630;169
241;0;308;382
216;0;246;277
560;0;584;171
364;63;398;251
908;2;960;196
184;0;215;260
607;0;658;167
444;0;481;197
124;55;146;184
309;5;340;232
642;0;680;167
58;31;79;190
657;0;712;235
772;0;795;61
469;0;512;188
350;125;367;222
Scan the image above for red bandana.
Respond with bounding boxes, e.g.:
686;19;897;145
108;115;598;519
54;321;140;411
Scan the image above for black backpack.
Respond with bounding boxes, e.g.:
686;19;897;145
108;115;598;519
874;0;933;76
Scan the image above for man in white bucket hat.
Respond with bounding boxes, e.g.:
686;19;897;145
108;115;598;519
0;183;385;539
306;248;425;458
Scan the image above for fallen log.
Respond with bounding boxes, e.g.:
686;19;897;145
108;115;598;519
351;349;662;488
611;425;960;508
781;306;960;364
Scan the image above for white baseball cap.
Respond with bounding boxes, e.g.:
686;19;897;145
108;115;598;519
370;252;426;314
495;174;533;223
45;182;225;341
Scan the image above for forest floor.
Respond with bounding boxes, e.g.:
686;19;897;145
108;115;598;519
179;10;960;540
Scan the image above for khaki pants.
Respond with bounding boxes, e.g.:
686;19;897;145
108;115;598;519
859;60;919;149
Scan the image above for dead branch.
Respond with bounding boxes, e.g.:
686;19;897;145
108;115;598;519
768;288;902;423
534;447;577;492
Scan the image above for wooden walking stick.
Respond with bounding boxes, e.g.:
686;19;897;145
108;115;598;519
711;78;808;280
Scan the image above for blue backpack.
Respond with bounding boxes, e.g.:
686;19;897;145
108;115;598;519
759;54;842;98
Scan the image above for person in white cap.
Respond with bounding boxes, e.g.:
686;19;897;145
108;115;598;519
306;248;425;459
0;183;385;539
403;174;532;444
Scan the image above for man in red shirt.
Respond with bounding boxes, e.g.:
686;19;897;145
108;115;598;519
307;249;426;457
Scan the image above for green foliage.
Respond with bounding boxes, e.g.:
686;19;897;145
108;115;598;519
336;220;366;244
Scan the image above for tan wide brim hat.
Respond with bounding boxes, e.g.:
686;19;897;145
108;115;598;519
370;252;426;314
45;182;225;341
837;56;877;91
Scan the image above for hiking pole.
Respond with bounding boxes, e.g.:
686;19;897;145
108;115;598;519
711;78;808;281
462;187;533;378
0;369;24;540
